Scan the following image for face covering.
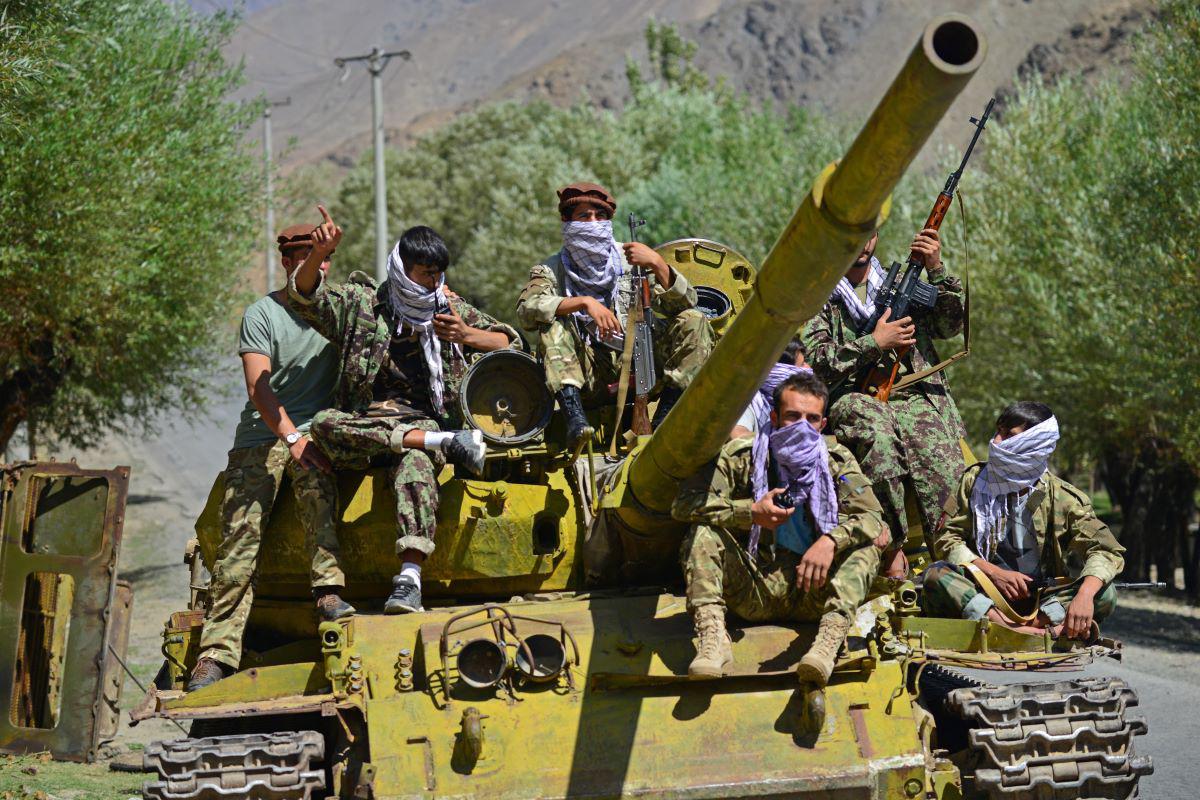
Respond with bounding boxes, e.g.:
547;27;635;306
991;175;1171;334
830;255;886;332
385;243;450;415
970;415;1060;561
559;219;625;340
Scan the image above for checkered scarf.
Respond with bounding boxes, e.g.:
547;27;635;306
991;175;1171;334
560;219;624;311
746;364;832;556
970;416;1060;561
831;256;886;332
385;244;451;415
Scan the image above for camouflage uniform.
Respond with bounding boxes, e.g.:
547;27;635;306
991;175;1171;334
516;249;713;401
199;441;343;669
288;271;520;555
802;265;967;547
672;436;886;623
923;463;1125;625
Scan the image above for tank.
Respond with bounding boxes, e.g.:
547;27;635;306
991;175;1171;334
131;14;1151;800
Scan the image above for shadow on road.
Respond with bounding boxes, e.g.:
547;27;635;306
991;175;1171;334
1105;604;1200;653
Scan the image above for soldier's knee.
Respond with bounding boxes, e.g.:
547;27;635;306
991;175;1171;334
922;560;955;583
830;393;891;427
309;409;340;439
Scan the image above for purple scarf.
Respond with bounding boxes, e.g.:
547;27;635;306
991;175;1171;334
746;364;837;555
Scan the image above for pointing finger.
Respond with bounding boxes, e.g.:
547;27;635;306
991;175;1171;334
318;204;333;224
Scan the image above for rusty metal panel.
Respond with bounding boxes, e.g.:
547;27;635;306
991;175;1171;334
0;461;129;762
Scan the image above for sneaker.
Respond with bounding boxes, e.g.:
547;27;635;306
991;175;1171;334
444;429;486;476
187;657;233;692
315;589;356;622
384;574;424;614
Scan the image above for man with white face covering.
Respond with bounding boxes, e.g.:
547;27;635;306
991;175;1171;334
672;373;889;685
516;182;714;449
924;402;1125;639
289;210;520;614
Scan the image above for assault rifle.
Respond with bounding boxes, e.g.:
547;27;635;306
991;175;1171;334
627;213;656;436
1030;577;1167;591
857;96;995;401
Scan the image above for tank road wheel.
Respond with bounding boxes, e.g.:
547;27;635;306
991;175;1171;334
945;676;1153;799
142;730;326;800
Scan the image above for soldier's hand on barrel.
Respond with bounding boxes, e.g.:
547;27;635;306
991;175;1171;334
909;227;941;269
433;303;471;344
311;205;342;258
751;488;792;529
584;298;623;340
796;535;836;592
289;435;333;473
622;241;671;285
872;308;916;350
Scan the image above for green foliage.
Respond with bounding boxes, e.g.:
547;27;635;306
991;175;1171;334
909;0;1200;470
626;18;715;97
0;0;262;451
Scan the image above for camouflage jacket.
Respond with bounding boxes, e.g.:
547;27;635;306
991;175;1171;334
515;247;697;332
935;464;1126;584
671;435;888;555
801;265;965;423
288;271;522;417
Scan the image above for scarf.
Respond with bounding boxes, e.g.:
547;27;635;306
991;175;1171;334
385;243;450;415
970;416;1061;561
560;220;625;341
746;420;839;556
830;255;886;332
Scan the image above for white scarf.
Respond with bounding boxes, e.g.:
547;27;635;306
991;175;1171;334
385;243;449;415
560;220;625;342
970;416;1061;561
830;255;886;331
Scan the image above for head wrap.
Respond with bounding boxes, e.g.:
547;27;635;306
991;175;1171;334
970;415;1061;561
385;243;453;415
557;182;617;219
831;255;886;331
276;223;317;255
745;364;837;556
559;219;625;343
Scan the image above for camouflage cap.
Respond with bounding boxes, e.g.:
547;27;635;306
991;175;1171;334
276;223;317;254
557;182;616;218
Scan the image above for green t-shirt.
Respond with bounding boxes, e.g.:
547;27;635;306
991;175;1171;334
232;292;338;449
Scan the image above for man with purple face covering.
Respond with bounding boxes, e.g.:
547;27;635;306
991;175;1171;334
672;373;889;685
516;182;714;450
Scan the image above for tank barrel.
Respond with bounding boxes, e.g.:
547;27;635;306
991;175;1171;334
625;15;986;516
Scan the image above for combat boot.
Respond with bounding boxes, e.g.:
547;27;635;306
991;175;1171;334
796;612;851;686
556;386;594;451
651;385;683;430
688;604;733;677
187;657;233;693
314;588;356;622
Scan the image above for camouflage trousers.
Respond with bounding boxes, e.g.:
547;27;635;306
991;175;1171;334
199;440;344;669
682;524;880;624
921;561;1118;627
830;391;966;549
309;408;442;558
537;309;714;398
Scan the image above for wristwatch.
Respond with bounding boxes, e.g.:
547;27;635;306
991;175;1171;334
284;431;303;446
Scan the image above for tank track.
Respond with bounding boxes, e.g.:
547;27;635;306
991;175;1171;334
946;676;1152;799
141;730;326;800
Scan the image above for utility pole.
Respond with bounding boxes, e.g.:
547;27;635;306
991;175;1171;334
334;47;411;283
263;97;291;292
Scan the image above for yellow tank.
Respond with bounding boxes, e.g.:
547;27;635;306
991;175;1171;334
134;15;1150;800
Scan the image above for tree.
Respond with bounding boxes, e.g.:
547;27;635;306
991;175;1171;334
0;0;262;453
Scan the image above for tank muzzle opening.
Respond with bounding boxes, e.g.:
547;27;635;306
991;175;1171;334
931;20;979;67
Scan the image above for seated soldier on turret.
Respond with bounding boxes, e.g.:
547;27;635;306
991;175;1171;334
672;372;890;685
289;208;520;615
515;182;714;449
923;402;1125;639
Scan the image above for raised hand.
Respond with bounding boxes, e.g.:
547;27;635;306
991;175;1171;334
909;227;941;270
311;205;342;258
433;303;471;344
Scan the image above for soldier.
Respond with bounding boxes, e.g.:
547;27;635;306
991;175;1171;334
516;182;714;448
924;402;1125;639
289;209;521;615
802;228;966;578
672;372;889;685
189;222;352;692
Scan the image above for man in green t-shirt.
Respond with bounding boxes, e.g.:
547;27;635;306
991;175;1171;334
189;222;353;692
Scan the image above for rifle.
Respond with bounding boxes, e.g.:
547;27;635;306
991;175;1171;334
857;96;995;401
627;213;656;436
1114;581;1168;591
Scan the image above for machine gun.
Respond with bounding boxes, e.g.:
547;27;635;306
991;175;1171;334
857;96;995;401
627;213;656;436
